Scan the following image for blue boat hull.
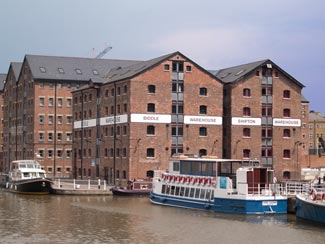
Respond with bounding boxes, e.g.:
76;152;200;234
296;195;325;224
150;192;287;214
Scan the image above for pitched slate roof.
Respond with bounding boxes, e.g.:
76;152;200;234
211;59;304;88
105;52;175;83
11;62;22;80
0;73;6;91
25;55;141;83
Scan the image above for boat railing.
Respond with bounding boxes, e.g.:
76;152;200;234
238;183;284;196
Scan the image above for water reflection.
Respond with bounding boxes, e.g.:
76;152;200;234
0;189;324;244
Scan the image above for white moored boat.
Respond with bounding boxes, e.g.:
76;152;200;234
150;155;287;214
7;160;52;194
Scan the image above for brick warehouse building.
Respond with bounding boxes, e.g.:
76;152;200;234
72;52;224;185
212;60;308;180
1;51;309;183
2;55;139;176
0;73;6;172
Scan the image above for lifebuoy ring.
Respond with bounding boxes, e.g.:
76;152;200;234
310;189;317;201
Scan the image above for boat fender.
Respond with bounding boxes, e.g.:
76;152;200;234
310;188;317;201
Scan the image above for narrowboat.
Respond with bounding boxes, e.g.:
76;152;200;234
111;179;152;196
150;155;287;214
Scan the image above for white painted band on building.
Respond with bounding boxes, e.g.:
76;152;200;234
74;119;97;129
131;114;171;123
273;118;301;127
100;114;128;126
184;116;222;125
232;117;261;126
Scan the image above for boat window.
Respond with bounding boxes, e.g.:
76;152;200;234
27;164;34;168
170;186;175;195
189;188;195;198
23;173;30;178
194;189;200;198
200;189;206;199
19;164;27;168
210;190;214;200
180;187;185;196
182;162;191;174
175;186;180;196
192;163;200;175
206;189;211;200
161;185;166;194
39;173;45;178
185;187;190;197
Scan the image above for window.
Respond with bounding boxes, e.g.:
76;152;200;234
262;128;272;138
75;69;82;75
58;68;64;74
111;88;114;96
283;149;291;159
117;87;121;95
58;116;62;124
243;149;250;158
200;87;207;96
274;71;279;78
199;105;207;115
243;88;251;97
256;70;260;76
66;132;72;141
57;133;62;141
49;97;53;107
48;115;53;124
38;150;44;158
48;150;53;158
39;115;44;124
147;103;155;113
172;104;184;114
48;132;53;141
172;127;183;136
92;69;99;75
262;105;272;116
164;64;170;71
39;97;45;106
67;98;72;107
58;98;62;107
147;148;155;157
124;85;127;93
283;129;291;138
199;127;207;136
67;116;72;124
261;148;272;157
148;85;156;93
124;103;127;113
262;85;272;96
49;82;54;89
243;107;251;116
39;132;44;141
57;83;62;89
283;90;290;99
186;65;192;72
243;128;251;137
147;125;155;135
57;150;63;158
199;149;207;157
172;83;184;92
283;108;291;117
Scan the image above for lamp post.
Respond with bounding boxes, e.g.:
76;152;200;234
295;141;302;180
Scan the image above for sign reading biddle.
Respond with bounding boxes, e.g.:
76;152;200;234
131;114;171;123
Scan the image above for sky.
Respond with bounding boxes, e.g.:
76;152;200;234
1;0;325;112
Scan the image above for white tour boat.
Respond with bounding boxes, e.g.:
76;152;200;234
150;155;287;214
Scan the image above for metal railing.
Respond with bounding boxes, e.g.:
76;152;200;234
53;178;109;190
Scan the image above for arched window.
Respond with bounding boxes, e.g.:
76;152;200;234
148;85;156;94
147;103;155;112
283;90;290;98
147;148;155;157
243;107;251;116
243;128;251;137
283;108;291;117
283;171;291;180
200;87;207;96
283;149;291;158
199;149;207;157
147;125;155;135
199;127;207;136
243;88;251;97
199;105;207;114
243;149;250;158
283;129;291;138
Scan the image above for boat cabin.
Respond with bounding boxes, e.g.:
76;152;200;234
9;160;47;181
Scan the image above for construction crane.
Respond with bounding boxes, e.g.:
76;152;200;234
95;46;112;59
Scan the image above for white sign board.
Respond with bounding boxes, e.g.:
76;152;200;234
74;119;97;129
100;114;128;125
273;118;301;127
184;116;222;125
131;114;171;123
232;117;261;126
